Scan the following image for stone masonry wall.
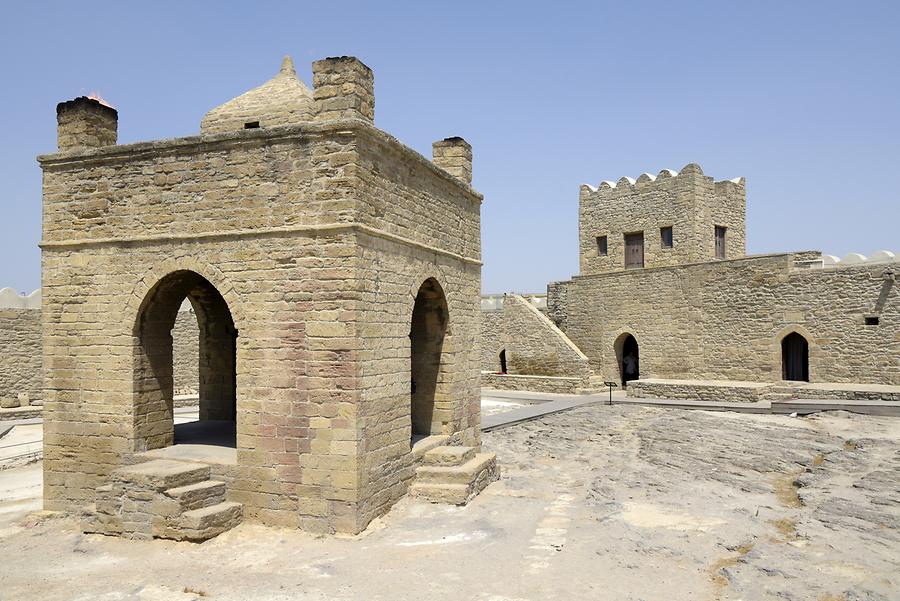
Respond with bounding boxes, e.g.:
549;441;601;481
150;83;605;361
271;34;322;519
40;111;481;536
479;294;593;391
0;303;199;402
351;130;482;531
0;308;42;404
40;123;365;528
579;164;745;276
481;373;584;394
172;307;199;395
552;253;899;386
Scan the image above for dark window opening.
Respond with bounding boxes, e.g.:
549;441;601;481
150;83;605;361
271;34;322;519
660;226;673;249
596;236;608;256
865;316;880;326
499;349;508;374
244;121;260;129
715;226;727;259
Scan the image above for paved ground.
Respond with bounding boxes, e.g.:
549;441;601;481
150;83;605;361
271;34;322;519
0;405;898;601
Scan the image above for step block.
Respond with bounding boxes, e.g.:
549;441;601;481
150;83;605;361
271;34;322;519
112;459;210;491
423;445;475;467
180;501;243;541
409;482;471;504
412;452;500;505
416;453;497;485
165;480;227;511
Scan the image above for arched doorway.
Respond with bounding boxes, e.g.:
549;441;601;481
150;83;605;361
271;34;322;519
133;270;237;452
781;332;809;382
615;333;640;387
499;349;507;374
409;278;448;444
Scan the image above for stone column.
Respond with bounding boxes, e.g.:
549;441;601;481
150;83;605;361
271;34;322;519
432;137;472;185
56;97;117;152
312;56;374;122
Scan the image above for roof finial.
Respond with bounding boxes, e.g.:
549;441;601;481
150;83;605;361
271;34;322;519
280;55;296;76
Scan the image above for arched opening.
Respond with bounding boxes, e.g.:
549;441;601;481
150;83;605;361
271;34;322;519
615;333;640;388
409;277;448;444
781;332;809;382
133;270;237;452
499;349;508;374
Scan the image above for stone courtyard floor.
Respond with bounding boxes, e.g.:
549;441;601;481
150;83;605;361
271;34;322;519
1;405;898;601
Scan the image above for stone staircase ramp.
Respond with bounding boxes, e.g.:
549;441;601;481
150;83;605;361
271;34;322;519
410;445;499;505
84;458;242;541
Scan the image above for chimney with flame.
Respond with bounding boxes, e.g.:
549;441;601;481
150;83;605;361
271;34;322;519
56;96;117;152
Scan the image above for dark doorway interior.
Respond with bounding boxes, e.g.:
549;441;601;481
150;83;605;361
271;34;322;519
621;334;639;387
781;332;809;381
499;349;507;374
410;278;448;444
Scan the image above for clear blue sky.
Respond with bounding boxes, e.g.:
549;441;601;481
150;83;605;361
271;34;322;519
1;1;898;295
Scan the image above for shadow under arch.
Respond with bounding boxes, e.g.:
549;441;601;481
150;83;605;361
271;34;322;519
132;270;237;452
409;277;449;444
613;332;640;387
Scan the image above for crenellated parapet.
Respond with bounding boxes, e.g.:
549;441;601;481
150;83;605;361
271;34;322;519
578;163;746;275
580;163;745;197
0;288;40;309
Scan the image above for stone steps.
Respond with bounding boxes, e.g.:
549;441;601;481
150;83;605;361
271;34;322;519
180;501;243;541
83;458;242;541
410;445;499;505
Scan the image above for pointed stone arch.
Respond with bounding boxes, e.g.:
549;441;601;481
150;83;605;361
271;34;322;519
774;325;816;383
613;331;640;387
126;259;245;452
409;276;450;442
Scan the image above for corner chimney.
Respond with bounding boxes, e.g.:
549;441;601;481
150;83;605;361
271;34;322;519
56;97;117;152
312;56;374;122
432;137;472;185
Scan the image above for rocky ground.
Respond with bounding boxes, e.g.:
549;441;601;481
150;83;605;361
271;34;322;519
0;405;897;601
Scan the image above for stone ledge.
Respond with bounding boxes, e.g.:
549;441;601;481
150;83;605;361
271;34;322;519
627;378;771;403
0;405;42;421
481;372;585;394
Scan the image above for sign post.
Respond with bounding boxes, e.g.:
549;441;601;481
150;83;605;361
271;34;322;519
602;381;617;406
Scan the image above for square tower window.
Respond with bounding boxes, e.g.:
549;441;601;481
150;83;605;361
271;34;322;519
660;226;673;249
596;235;608;256
715;226;727;259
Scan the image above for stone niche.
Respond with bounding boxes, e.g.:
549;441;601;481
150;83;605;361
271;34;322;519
39;55;487;535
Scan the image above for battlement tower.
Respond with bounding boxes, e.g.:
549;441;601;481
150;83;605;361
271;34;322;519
578;163;745;275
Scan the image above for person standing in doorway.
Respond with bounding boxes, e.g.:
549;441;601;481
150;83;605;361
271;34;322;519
623;351;637;386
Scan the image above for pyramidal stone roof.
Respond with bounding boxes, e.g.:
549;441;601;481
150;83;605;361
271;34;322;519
200;56;315;134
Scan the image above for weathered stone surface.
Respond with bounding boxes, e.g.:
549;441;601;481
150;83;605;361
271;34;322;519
112;460;210;492
546;164;898;390
578;164;746;275
481;372;585;394
480;294;593;393
201;56;315;135
0;308;42;403
628;378;771;403
412;447;499;505
422;445;475;466
41;55;489;536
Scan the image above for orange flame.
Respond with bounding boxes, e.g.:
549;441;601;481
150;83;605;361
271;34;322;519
87;91;115;109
